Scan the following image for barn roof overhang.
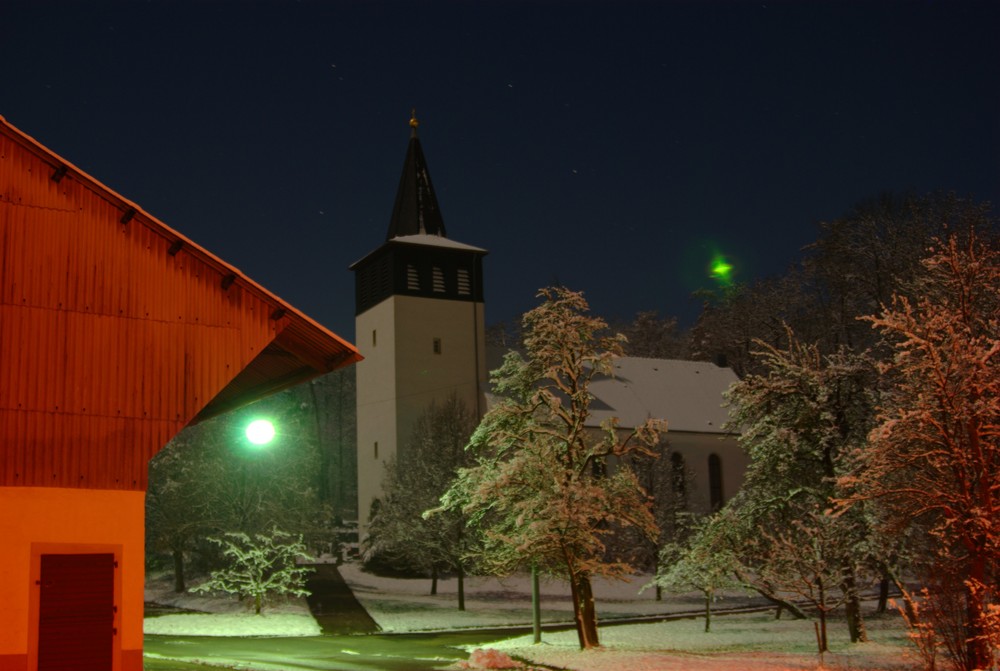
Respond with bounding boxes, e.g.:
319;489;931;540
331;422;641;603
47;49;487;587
0;116;362;422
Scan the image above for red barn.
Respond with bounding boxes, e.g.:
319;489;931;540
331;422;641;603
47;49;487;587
0;116;361;670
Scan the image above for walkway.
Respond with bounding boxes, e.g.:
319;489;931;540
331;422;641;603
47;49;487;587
305;563;381;635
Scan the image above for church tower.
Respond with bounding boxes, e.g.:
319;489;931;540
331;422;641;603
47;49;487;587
352;114;487;534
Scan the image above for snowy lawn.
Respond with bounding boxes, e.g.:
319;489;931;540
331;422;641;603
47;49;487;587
144;571;320;637
340;564;916;670
144;563;916;670
338;563;752;632
340;565;919;671
480;613;916;671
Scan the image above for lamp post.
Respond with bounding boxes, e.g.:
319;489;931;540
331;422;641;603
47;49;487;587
236;418;277;531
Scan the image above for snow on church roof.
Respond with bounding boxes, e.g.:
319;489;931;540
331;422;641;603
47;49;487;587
389;233;487;253
586;357;738;434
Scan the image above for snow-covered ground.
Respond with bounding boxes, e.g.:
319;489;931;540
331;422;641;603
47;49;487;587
144;572;321;637
145;564;916;670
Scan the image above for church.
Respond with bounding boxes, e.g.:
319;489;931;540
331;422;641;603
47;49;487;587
351;115;746;537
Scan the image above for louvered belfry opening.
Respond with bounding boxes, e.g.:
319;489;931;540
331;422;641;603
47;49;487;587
37;553;116;671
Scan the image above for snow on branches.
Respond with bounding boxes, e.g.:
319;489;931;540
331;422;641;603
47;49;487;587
443;287;666;649
844;231;999;671
191;529;313;615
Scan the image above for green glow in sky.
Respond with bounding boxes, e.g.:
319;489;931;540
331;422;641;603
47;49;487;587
709;254;734;285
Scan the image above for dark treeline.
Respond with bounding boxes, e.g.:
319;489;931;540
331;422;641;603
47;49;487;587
145;368;356;591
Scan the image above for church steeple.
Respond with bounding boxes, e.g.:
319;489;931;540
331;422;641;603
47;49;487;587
353;113;488;539
351;112;486;315
385;110;446;240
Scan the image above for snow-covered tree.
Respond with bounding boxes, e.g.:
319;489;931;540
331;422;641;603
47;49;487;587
365;395;479;609
443;287;666;649
721;329;879;644
655;513;741;632
843;232;1000;671
191;529;313;614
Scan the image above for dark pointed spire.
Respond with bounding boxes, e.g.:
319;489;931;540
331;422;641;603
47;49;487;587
386;110;446;240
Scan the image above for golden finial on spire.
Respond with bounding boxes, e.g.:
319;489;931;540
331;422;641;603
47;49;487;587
410;109;420;131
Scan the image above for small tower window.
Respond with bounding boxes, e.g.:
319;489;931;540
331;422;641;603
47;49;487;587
372;330;377;347
457;268;471;295
374;441;379;460
433;337;442;355
432;266;446;292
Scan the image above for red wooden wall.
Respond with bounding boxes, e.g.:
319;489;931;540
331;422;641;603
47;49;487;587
0;118;359;491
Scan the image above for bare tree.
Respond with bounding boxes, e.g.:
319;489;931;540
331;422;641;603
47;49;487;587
613;310;689;359
693;192;995;377
843;231;1000;671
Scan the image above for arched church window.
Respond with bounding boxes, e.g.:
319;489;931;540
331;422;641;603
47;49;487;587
708;453;724;511
670;452;687;499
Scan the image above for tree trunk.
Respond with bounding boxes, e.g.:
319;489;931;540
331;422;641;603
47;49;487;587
703;589;712;633
735;570;808;619
532;563;542;644
576;573;600;649
964;562;992;671
818;611;829;652
567;569;586;649
816;576;829;652
876;576;890;615
566;567;600;649
254;592;262;615
457;564;465;611
888;571;918;623
172;547;186;593
841;565;868;642
430;567;438;596
757;589;808;619
844;594;867;643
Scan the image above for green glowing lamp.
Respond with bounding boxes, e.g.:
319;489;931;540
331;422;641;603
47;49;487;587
245;419;276;446
709;255;734;284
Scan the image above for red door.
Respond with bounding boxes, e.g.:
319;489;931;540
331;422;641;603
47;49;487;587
38;553;115;671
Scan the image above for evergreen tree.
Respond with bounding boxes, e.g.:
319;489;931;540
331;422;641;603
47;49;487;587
365;395;479;609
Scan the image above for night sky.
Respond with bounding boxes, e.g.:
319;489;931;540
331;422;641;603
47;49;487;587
3;1;998;342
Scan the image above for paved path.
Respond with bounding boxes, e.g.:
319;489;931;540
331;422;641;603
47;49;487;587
304;564;381;635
